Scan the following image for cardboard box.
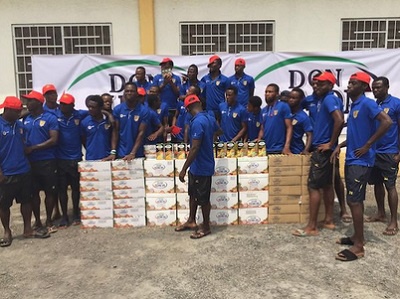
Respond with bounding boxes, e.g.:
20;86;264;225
176;193;190;209
80;180;112;192
144;160;175;177
301;175;308;186
210;192;239;209
81;209;113;220
145;177;175;193
269;204;300;215
269;185;302;196
268;214;300;224
175;176;188;193
299;211;325;223
80;171;111;182
176;208;203;226
211;175;238;193
209;209;238;225
78;161;111;172
80;191;113;201
238;174;268;192
112;179;145;191
113;198;145;209
302;154;311;166
237;157;268;174
146;210;177;226
302;166;310;176
81;219;113;229
114;216;146;228
114;207;146;218
268;154;302;167
80;200;113;211
268;195;301;205
214;158;238;176
269;176;301;186
111;159;143;171
268;166;302;176
302;184;308;196
112;188;145;199
238;208;268;224
238;191;269;208
146;194;176;210
111;169;144;181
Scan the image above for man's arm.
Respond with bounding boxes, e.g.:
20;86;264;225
318;110;344;152
256;123;264;142
232;121;247;142
102;120;119;161
303;131;313;154
282;118;293;155
179;138;201;182
123;122;147;161
25;130;58;154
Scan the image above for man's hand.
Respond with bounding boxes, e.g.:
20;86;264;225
393;153;400;163
282;146;292;155
179;169;186;183
24;146;34;155
0;172;6;184
317;142;332;152
102;154;116;161
147;133;158;141
123;153;135;161
301;150;310;155
354;144;371;158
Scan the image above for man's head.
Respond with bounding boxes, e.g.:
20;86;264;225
187;85;201;97
42;84;58;104
279;90;291;103
372;76;389;101
123;82;138;103
87;95;104;117
160;57;173;73
101;93;114;111
208;55;222;72
314;72;335;98
135;67;146;82
22;91;44;112
225;86;237;106
247;96;262;113
148;85;161;96
0;96;23;122
59;93;75;115
147;94;161;110
184;94;202;116
234;58;246;75
265;84;280;105
288;88;305;109
346;72;371;99
187;64;199;81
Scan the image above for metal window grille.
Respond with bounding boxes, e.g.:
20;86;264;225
12;24;113;99
180;21;274;55
341;18;400;51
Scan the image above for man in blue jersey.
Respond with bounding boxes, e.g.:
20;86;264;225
42;84;59;115
113;82;148;160
293;72;344;237
135;66;152;91
201;55;229;119
101;93;114;113
333;72;391;261
22;90;59;233
0;96;50;246
301;76;319;124
288;88;313;154
219;86;247;142
257;84;292;154
81;95;118;161
227;58;255;107
179;64;205;101
177;95;220;239
246;96;262;141
144;94;164;145
366;76;400;235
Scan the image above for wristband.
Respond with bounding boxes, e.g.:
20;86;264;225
110;150;117;155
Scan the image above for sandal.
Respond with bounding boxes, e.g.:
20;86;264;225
47;225;58;234
335;249;364;261
24;230;50;239
0;237;12;247
190;229;211;239
335;237;354;246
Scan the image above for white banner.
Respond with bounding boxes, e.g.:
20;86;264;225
32;50;400;110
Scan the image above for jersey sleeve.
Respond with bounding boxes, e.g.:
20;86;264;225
301;113;313;132
48;115;59;131
282;102;292;119
240;106;247;122
368;100;383;120
191;118;204;140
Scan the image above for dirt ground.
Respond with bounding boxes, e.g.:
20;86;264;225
1;183;399;299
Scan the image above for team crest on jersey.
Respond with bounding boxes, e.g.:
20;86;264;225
384;108;390;114
134;115;140;122
75;119;80;126
172;78;176;83
233;113;238;118
243;81;247;86
274;110;278;116
353;110;359;118
104;124;111;130
39;120;46;127
157;109;161;114
292;119;298;125
256;122;260;127
216;81;220;86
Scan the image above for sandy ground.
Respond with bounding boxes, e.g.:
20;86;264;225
1;184;399;299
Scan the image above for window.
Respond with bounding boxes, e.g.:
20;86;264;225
180;21;274;55
341;18;400;51
12;24;113;98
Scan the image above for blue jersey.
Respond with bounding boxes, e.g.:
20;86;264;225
56;109;87;160
81;115;112;160
43;104;59;116
261;101;292;153
246;110;262;141
0;117;30;175
312;91;343;148
290;110;313;154
201;73;229;111
175;101;187;141
227;73;255;107
375;95;400;154
301;94;319;124
152;73;181;110
113;102;148;157
189;112;219;176
219;102;246;142
179;80;206;97
136;80;151;91
346;95;382;167
144;108;162;145
24;112;59;162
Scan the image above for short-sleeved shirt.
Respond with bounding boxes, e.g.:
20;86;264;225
179;80;206;97
56;109;88;160
152;73;181;110
312;91;343;148
113;102;148;157
136;80;151;92
227;73;255;107
144;108;162;145
0;117;30;175
290;110;313;154
301;94;319;124
375;94;400;154
219;102;246;142
81;115;113;160
24;112;59;162
346;95;382;167
246;110;262;141
43;104;59;116
189;112;219;176
175;101;187;141
260;101;292;153
201;73;229;111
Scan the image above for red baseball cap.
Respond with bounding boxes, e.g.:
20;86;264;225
137;87;146;96
314;72;336;85
235;58;246;66
159;57;173;65
22;91;45;103
208;55;221;67
59;93;75;105
0;96;23;110
349;72;372;91
42;84;57;95
184;95;201;108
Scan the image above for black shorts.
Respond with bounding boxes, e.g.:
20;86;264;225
345;165;372;203
308;150;334;189
31;160;58;194
368;153;399;188
188;172;212;206
0;172;32;210
57;159;80;191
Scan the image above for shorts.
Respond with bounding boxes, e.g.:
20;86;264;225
0;172;32;210
345;165;372;203
308;150;334;189
30;160;58;194
57;159;80;192
188;172;212;206
368;153;399;188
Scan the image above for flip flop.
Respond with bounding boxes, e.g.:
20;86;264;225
0;237;12;247
341;215;352;223
72;219;81;226
336;237;354;246
175;223;197;232
335;249;364;261
47;225;58;234
292;228;319;237
365;216;386;223
24;230;50;239
190;229;211;239
382;227;399;236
